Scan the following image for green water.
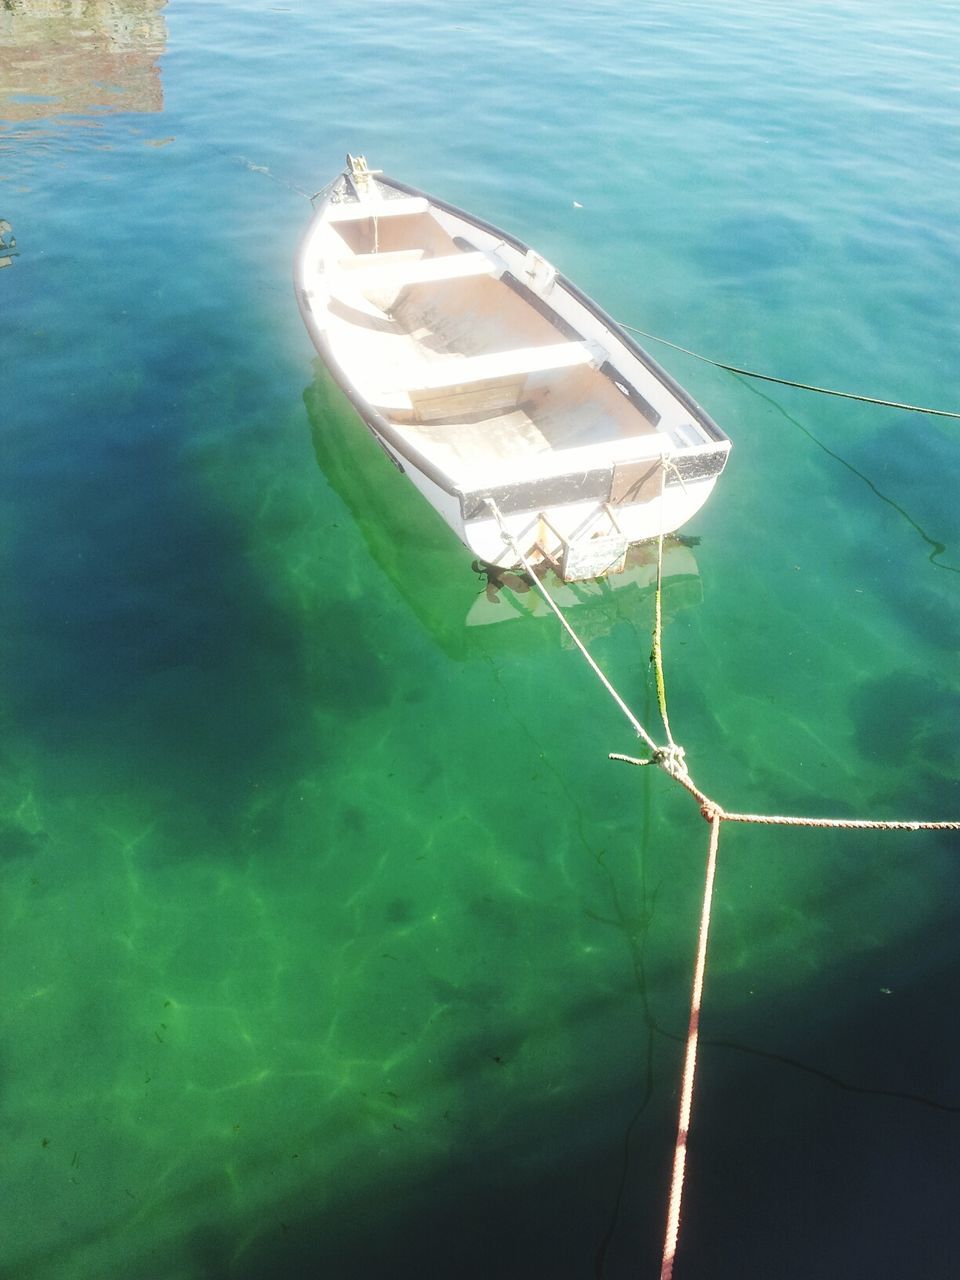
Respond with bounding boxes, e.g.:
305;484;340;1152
2;2;959;1276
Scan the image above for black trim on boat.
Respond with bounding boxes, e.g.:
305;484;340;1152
459;444;728;522
673;445;729;484
555;274;728;445
500;272;584;342
385;176;532;255
598;360;661;427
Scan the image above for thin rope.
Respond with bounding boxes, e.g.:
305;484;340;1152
484;499;660;754
660;813;721;1280
618;322;960;421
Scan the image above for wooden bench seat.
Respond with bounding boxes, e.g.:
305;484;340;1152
325;196;429;223
380;342;595;397
335;250;498;292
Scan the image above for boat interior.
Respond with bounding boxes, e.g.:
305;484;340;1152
313;205;673;480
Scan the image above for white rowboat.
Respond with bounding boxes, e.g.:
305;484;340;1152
295;156;731;581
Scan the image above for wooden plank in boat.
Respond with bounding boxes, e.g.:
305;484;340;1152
409;379;525;423
337;249;425;270
338;250;497;291
384;341;594;395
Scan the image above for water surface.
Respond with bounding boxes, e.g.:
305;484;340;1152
2;2;958;1277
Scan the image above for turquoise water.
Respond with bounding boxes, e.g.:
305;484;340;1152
3;2;959;1276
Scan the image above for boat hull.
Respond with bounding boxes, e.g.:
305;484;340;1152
295;160;731;579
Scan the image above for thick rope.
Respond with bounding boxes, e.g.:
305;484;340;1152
651;467;676;749
618;322;960;421
660;813;721;1280
716;810;960;831
484;491;958;1280
607;755;960;832
484;499;660;754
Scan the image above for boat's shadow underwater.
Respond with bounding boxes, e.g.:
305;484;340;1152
304;364;704;660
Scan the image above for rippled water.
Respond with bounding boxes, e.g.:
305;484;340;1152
2;2;959;1277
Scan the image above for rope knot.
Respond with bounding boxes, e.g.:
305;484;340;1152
653;743;687;779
